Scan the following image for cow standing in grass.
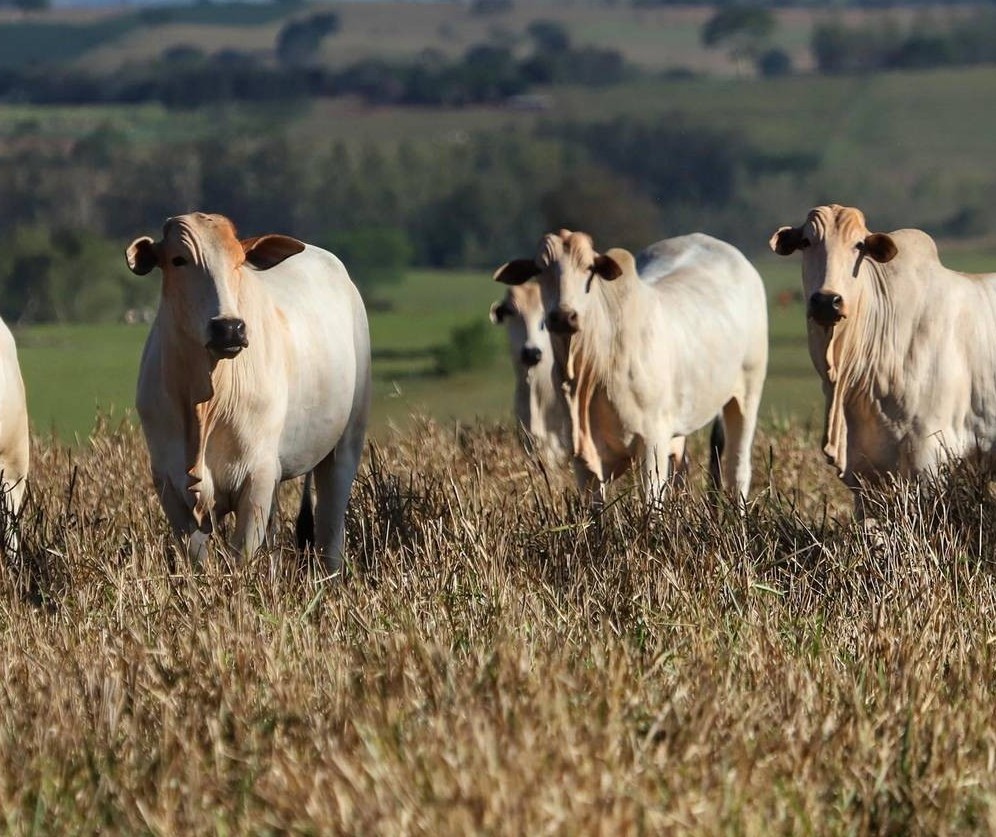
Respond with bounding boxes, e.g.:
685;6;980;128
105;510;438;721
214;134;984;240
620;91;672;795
495;229;767;507
128;212;370;572
0;318;28;554
771;203;996;514
490;281;572;461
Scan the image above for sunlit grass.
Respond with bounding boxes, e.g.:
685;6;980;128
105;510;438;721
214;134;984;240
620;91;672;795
2;416;995;832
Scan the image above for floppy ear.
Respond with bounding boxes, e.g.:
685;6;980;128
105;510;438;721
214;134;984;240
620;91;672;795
769;225;809;256
494;259;540;286
489;301;509;324
242;234;306;270
126;236;160;276
592;251;624;281
861;232;898;264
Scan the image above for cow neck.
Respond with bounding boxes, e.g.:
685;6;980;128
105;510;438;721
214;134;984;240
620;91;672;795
564;274;633;476
822;258;895;476
526;354;564;440
160;270;274;525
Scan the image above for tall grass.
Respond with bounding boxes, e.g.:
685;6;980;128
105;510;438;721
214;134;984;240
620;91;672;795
0;416;994;832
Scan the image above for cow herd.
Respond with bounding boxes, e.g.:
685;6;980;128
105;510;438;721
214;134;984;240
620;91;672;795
0;203;990;572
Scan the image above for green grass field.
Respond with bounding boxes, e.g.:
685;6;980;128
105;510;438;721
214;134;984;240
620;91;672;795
19;240;996;442
0;263;832;441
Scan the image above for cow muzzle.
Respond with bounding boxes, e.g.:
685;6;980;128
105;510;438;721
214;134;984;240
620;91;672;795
547;308;579;335
520;346;542;367
207;316;248;357
808;292;845;327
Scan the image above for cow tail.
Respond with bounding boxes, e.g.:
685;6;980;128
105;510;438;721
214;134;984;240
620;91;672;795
709;417;725;491
296;471;316;552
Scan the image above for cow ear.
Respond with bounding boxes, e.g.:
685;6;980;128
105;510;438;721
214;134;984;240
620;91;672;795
126;236;160;276
489;301;508;324
862;232;898;264
494;259;540;285
593;250;628;282
242;234;306;270
769;225;809;256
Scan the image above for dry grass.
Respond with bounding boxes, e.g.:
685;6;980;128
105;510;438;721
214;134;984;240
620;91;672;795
0;415;995;833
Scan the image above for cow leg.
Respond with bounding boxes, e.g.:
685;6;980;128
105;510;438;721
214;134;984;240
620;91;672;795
641;435;674;506
232;467;280;560
669;436;688;487
313;432;365;576
151;472;212;561
572;458;605;515
0;472;26;558
720;395;758;502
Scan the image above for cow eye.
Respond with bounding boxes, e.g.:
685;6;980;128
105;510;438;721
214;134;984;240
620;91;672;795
171;256;188;267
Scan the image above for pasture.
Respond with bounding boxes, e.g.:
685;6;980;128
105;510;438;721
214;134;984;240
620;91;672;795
4;410;996;831
5;6;996;828
17;242;996;441
12;259;820;441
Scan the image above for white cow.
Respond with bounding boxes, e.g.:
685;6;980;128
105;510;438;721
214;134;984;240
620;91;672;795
495;229;767;506
489;281;572;461
771;203;996;512
128;212;371;572
490;273;691;474
0;319;28;552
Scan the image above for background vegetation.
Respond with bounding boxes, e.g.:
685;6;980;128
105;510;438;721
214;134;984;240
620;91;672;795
1;0;995;437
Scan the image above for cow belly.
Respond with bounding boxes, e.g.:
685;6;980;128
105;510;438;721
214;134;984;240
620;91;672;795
278;344;359;479
278;407;351;478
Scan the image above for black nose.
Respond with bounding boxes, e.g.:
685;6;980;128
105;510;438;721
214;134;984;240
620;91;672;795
520;346;542;367
547;309;579;334
808;292;844;326
208;317;248;355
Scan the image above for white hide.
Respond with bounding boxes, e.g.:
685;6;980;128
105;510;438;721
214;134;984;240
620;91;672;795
132;213;370;571
0;318;29;550
490;282;571;461
497;230;767;505
772;203;996;510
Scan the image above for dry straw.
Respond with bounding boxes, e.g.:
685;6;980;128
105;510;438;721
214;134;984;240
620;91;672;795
0;415;994;833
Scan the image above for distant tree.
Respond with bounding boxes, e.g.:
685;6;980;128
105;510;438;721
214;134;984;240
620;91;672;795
10;0;49;10
527;20;571;52
757;47;792;77
0;226;150;323
701;5;776;74
275;12;340;68
325;227;413;298
471;0;513;14
539;164;662;254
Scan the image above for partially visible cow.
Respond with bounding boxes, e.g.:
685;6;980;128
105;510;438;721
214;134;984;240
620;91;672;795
489;281;572;461
495;229;767;506
128;212;370;572
0;319;28;552
771;203;996;512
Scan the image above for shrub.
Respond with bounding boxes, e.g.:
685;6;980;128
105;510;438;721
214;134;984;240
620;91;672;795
326;228;413;298
434;319;498;376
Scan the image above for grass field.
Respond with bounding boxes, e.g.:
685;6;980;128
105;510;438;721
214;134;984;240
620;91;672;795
9;264;815;441
19;240;996;442
4;410;996;831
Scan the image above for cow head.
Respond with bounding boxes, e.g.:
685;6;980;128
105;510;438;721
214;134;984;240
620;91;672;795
770;204;898;328
126;213;305;359
490;282;551;369
493;229;625;338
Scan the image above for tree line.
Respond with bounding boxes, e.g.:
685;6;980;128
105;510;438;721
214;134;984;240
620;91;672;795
0;17;628;109
0;115;820;324
812;9;996;73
